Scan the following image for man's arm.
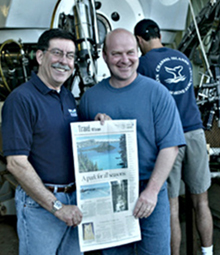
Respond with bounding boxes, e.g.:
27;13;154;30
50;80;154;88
6;155;82;227
133;146;179;218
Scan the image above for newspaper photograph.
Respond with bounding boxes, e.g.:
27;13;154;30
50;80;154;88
71;119;141;252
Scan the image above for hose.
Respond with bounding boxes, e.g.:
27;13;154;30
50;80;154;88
50;0;62;28
0;39;23;93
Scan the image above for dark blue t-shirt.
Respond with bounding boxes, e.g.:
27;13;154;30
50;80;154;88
2;72;78;184
137;47;203;132
79;75;185;180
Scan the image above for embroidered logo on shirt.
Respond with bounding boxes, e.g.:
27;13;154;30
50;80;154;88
68;108;77;117
164;66;186;83
155;56;193;95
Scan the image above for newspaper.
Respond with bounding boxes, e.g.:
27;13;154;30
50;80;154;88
70;119;141;252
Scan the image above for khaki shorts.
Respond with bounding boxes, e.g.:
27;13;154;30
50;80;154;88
167;128;211;198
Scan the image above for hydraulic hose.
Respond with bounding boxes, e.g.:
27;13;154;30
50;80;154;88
0;39;23;93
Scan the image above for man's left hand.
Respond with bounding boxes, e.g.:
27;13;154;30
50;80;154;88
95;113;112;124
133;189;158;219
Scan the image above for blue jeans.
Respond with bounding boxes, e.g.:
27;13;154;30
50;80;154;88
15;185;83;255
102;182;171;255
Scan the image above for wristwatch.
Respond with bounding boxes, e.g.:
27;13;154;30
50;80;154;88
51;200;63;214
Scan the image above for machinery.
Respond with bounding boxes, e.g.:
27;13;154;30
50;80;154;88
178;0;220;168
0;0;189;101
0;0;219;215
178;0;220;131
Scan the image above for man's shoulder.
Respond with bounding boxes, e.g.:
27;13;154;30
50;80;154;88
137;74;164;88
147;47;187;58
5;80;33;102
83;79;108;94
164;47;189;59
136;74;171;99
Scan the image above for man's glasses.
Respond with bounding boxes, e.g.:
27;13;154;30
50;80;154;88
45;48;75;60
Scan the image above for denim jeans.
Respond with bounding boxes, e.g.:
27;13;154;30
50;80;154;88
102;182;171;255
15;185;83;255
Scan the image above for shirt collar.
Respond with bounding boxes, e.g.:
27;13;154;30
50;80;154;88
30;71;67;96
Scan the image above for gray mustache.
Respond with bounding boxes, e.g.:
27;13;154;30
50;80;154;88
52;63;71;71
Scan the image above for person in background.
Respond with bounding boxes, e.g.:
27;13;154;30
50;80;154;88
1;28;107;255
79;28;185;255
134;18;213;255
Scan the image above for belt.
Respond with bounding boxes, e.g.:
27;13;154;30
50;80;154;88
46;183;76;193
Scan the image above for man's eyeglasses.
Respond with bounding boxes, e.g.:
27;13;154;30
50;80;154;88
45;48;75;60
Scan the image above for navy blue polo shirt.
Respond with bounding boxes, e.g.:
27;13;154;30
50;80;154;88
137;47;203;133
2;71;78;184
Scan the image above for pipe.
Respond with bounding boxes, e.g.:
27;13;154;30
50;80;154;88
188;0;213;78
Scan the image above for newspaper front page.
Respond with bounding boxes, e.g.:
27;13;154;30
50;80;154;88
71;119;141;252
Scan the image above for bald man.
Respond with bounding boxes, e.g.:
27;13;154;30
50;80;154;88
79;28;185;255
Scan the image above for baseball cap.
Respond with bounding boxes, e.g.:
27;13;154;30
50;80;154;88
134;19;160;40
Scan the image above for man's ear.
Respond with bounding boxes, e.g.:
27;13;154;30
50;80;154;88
136;35;144;44
36;50;44;65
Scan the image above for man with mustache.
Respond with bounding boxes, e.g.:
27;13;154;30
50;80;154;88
1;28;106;255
